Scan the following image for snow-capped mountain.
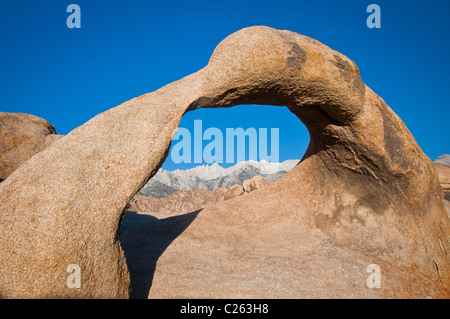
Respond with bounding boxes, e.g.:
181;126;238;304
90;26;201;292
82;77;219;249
434;154;450;166
138;159;299;198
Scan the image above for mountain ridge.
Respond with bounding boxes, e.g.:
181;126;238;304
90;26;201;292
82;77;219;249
434;154;450;166
138;159;299;198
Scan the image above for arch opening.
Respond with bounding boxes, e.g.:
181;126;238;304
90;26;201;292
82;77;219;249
120;104;310;298
1;26;448;299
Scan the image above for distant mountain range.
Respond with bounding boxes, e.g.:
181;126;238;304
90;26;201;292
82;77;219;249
138;160;299;198
434;154;450;166
137;154;450;199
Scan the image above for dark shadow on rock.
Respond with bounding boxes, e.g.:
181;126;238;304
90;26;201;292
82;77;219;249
119;210;201;299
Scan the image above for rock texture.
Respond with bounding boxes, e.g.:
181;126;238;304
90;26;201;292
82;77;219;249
0;26;448;298
243;175;269;193
434;163;450;217
0;112;63;181
224;175;269;200
224;184;245;200
127;188;227;218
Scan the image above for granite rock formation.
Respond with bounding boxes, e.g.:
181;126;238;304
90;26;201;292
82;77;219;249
0;26;448;298
0;112;63;181
127;188;227;218
224;184;245;200
243;175;269;193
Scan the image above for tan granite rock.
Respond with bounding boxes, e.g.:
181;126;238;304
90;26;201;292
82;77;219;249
224;184;245;200
0;26;448;298
128;188;227;217
243;175;269;193
0;112;63;181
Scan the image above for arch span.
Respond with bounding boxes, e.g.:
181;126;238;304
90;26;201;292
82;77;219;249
0;26;448;298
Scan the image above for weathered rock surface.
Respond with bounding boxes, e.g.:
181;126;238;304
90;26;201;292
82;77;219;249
243;175;269;193
127;188;227;218
434;163;450;217
224;175;270;200
224;184;245;200
0;112;63;181
0;26;448;298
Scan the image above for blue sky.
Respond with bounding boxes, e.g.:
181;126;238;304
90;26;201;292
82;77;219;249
0;0;449;171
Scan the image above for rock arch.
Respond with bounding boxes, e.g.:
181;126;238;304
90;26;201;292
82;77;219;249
0;26;448;298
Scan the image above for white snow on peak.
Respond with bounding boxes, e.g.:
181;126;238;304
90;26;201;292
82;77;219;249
139;159;301;197
171;162;227;180
169;159;299;180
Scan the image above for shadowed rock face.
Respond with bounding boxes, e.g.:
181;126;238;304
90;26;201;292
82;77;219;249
0;26;448;298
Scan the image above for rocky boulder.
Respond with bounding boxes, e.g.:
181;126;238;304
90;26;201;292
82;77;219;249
0;112;63;181
243;175;269;193
224;176;269;200
224;184;245;200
